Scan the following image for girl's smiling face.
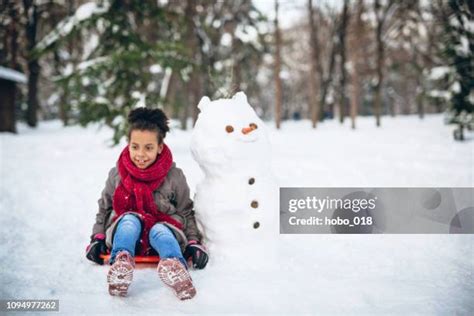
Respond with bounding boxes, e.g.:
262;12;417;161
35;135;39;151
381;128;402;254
129;129;163;169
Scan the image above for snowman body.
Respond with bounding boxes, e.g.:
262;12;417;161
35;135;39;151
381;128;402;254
191;92;277;267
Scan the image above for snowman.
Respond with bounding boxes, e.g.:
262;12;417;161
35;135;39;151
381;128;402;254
191;92;277;268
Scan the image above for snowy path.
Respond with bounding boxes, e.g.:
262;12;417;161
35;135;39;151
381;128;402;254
0;115;473;315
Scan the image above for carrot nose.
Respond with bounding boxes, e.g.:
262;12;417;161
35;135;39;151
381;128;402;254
242;123;258;135
242;126;254;134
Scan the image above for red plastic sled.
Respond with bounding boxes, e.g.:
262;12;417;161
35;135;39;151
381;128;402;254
100;254;160;264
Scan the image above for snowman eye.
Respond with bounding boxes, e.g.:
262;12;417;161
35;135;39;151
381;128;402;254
225;125;234;133
249;123;258;130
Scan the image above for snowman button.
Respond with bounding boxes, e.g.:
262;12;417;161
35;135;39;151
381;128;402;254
251;200;258;208
253;222;260;229
248;178;255;185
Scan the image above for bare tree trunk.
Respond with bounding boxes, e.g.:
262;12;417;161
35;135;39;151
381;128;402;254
180;104;188;130
374;0;384;127
184;0;201;126
416;78;425;120
8;3;19;71
349;71;360;129
190;73;201;125
274;0;282;129
178;78;188;130
338;0;349;124
232;52;242;92
349;0;365;129
0;6;18;133
161;67;180;124
318;12;339;121
49;0;69;126
308;0;320;128
162;68;176;116
231;23;242;93
232;61;242;92
53;50;69;126
319;40;336;121
24;0;40;128
2;2;20;133
374;39;383;126
0;81;17;133
416;7;428;120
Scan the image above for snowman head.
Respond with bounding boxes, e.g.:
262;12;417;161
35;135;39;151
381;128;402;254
191;92;270;177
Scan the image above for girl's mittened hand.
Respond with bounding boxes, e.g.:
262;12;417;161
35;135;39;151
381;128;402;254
184;240;209;269
85;235;107;265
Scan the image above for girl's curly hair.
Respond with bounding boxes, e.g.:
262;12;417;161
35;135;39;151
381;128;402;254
127;108;170;144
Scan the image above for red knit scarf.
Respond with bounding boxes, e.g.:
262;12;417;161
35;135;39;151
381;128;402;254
112;144;183;255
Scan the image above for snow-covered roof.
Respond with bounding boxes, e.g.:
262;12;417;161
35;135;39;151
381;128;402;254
0;66;27;83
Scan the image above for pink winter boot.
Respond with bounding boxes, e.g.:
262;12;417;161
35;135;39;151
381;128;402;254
107;251;135;296
157;258;196;300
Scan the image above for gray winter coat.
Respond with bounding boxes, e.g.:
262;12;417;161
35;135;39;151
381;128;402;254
91;163;202;252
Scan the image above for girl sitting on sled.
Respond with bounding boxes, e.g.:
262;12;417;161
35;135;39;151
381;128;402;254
86;108;208;300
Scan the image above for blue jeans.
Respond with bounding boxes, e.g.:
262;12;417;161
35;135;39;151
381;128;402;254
110;214;186;267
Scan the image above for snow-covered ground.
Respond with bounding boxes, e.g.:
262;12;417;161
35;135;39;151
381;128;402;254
0;114;473;315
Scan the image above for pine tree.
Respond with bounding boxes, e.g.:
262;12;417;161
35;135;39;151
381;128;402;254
429;0;473;140
444;0;473;116
35;0;190;144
